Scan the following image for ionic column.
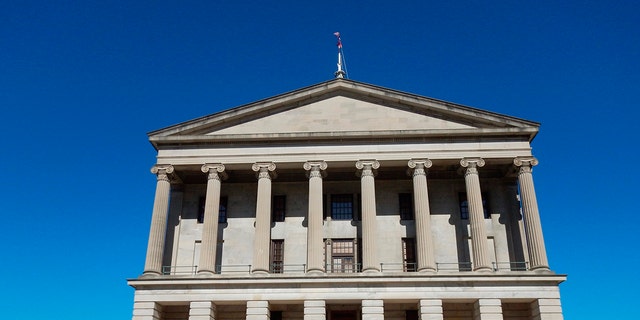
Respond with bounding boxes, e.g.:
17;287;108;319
356;160;380;273
474;299;503;320
408;159;437;273
189;301;216;320
362;300;384;320
419;299;443;320
304;300;326;320
252;162;277;274
460;158;492;272
514;157;550;272
246;301;270;320
304;161;328;274
198;163;226;275
132;301;161;320
143;164;174;276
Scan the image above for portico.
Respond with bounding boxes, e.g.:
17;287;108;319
130;78;565;320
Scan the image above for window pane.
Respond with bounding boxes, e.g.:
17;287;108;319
218;196;228;223
331;194;353;220
402;238;417;272
399;193;413;220
271;240;284;273
272;195;286;222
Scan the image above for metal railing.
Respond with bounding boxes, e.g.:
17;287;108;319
270;263;306;274
325;262;362;273
493;261;529;271
160;261;530;276
162;265;198;275
380;262;417;272
436;262;473;272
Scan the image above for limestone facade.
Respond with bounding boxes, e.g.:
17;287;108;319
128;79;565;320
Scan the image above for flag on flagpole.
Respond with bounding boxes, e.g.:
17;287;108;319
333;32;342;48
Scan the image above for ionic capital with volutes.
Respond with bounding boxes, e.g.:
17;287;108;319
514;156;539;174
304;161;328;178
252;162;277;179
460;157;485;176
408;159;433;177
356;160;380;177
150;164;174;182
201;163;228;181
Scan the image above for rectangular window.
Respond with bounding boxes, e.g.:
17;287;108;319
197;196;205;223
198;196;229;223
402;238;417;272
330;239;355;273
218;196;228;223
459;192;490;219
331;194;354;220
270;240;284;273
399;193;414;220
272;195;286;222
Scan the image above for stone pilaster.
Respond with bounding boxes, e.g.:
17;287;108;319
304;300;326;320
252;162;276;274
473;299;503;320
460;158;492;272
132;301;161;320
356;160;380;273
514;157;550;272
246;301;270;320
304;161;327;274
143;164;174;276
531;299;563;320
189;301;216;320
408;159;437;273
362;300;384;320
419;299;443;320
198;163;226;275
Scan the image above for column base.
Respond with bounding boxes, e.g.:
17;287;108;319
531;266;552;273
418;267;437;273
196;271;216;277
140;271;162;278
251;270;270;276
473;266;494;273
362;268;380;274
306;269;325;276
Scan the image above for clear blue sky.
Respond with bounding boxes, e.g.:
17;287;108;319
1;1;637;319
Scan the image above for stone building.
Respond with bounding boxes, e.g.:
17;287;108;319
128;78;565;320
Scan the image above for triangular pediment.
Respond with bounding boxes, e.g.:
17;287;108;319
149;79;539;148
210;95;474;135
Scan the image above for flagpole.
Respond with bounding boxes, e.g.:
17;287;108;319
334;32;346;79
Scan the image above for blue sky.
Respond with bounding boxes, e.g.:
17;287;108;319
1;1;638;319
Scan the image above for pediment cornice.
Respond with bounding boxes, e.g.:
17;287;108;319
148;79;539;149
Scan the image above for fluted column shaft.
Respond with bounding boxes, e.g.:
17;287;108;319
514;157;549;271
304;161;327;274
198;164;226;275
252;162;276;274
460;158;492;272
143;165;174;276
409;159;437;272
357;160;380;272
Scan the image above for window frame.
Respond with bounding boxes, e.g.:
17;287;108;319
270;239;284;273
398;193;414;220
330;194;354;220
272;195;286;222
